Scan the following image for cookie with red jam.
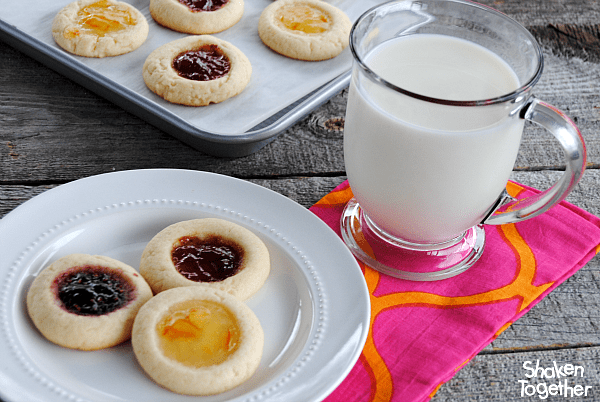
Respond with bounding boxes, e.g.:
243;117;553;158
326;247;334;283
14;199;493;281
139;218;270;300
150;0;244;34
142;35;252;106
26;254;153;350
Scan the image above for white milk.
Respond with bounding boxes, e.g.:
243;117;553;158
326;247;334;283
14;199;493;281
344;34;524;243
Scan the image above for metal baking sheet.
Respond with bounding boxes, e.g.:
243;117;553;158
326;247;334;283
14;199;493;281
0;0;380;156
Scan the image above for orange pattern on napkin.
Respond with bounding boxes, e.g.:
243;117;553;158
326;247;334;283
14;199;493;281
310;180;600;402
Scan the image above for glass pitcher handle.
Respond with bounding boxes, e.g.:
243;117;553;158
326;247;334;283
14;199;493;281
483;97;587;225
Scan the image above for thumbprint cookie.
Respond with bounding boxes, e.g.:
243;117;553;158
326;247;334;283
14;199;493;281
132;286;264;395
258;0;352;61
139;218;269;300
150;0;244;34
52;0;149;57
142;35;252;106
26;254;153;350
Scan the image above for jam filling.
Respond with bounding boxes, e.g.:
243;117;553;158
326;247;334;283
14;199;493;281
172;45;231;81
171;235;243;282
64;0;136;39
278;5;330;34
178;0;229;12
53;265;135;316
157;300;240;367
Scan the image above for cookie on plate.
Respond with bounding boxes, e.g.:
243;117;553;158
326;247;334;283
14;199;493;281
139;218;269;300
258;0;351;61
150;0;244;34
132;286;264;395
26;254;153;350
143;35;252;106
52;0;149;57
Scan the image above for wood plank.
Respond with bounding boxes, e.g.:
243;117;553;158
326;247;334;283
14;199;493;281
432;346;600;400
0;184;57;218
530;24;600;62
488;0;600;26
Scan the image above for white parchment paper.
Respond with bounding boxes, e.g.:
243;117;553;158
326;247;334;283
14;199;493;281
1;0;381;135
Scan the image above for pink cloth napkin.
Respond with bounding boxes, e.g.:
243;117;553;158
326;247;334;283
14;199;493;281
309;180;600;402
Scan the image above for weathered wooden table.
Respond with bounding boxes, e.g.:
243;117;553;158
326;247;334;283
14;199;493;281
1;0;599;400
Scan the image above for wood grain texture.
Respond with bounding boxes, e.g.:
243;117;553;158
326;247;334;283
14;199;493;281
433;346;600;401
530;24;600;62
488;0;600;26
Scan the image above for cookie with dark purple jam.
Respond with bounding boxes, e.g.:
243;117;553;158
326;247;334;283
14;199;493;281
139;218;270;301
149;0;243;34
171;235;244;282
142;35;252;106
27;254;153;350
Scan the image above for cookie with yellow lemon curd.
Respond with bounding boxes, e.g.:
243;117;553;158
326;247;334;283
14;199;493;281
139;218;269;300
26;254;153;350
132;286;264;395
143;35;252;106
52;0;149;58
150;0;244;34
258;0;351;61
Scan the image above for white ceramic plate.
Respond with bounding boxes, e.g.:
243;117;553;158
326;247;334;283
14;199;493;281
0;169;370;402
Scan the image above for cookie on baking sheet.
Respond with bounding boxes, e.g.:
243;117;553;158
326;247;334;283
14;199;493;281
143;35;252;106
139;218;269;300
150;0;244;34
132;286;264;395
258;0;351;61
52;0;149;58
26;254;153;350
